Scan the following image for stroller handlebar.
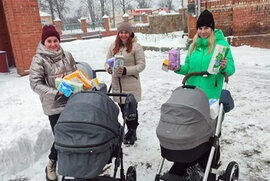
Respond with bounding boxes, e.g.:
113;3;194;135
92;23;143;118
94;69;106;73
182;71;228;85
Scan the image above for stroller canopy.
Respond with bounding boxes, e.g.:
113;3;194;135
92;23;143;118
54;91;120;178
156;86;215;151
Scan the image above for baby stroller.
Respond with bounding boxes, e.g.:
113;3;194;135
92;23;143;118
54;91;137;181
155;72;239;181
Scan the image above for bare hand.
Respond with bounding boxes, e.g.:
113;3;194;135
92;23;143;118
107;67;112;74
221;57;228;69
118;67;124;75
168;65;181;71
58;91;64;95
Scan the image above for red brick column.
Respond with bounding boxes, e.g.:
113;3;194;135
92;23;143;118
1;0;42;75
80;18;87;33
123;14;129;22
188;14;197;39
103;15;110;32
101;15;117;37
54;19;62;35
179;8;184;14
142;15;148;23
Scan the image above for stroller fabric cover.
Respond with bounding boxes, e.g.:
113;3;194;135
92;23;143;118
156;86;216;152
54;91;121;179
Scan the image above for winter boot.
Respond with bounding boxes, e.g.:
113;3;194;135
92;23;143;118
45;159;58;181
123;129;137;145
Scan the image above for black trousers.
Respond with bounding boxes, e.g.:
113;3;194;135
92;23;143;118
118;104;139;129
48;114;60;161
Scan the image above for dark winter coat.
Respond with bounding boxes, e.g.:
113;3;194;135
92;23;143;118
29;42;77;115
175;29;235;99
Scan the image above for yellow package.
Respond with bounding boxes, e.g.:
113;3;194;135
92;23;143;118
161;59;169;72
92;77;100;90
63;69;93;89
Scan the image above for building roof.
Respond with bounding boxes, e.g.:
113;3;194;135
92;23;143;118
39;11;51;17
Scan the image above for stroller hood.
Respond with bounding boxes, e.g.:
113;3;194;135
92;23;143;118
54;91;121;178
156;86;215;151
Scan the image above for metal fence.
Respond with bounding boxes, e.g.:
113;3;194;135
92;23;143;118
61;21;104;35
62;23;82;34
87;21;104;30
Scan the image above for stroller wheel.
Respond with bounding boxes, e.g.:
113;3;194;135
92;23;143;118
225;161;239;181
126;166;136;181
154;174;160;181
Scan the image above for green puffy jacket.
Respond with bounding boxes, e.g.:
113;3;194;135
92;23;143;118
175;29;235;99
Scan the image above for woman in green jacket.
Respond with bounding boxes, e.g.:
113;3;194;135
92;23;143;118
164;10;235;181
172;10;235;99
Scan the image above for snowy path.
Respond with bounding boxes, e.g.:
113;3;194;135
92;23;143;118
0;35;269;180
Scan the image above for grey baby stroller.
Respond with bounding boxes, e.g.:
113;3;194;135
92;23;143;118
155;72;239;181
54;91;137;181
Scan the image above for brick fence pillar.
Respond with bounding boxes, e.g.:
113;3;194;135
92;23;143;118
103;15;110;32
142;14;148;23
80;18;87;33
54;18;62;35
1;0;42;75
188;14;197;39
123;13;129;22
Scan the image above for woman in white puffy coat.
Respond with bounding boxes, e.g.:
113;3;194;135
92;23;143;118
29;25;76;181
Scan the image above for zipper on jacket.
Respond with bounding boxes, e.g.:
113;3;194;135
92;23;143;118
118;48;124;104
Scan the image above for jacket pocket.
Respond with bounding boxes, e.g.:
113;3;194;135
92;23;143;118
131;75;138;80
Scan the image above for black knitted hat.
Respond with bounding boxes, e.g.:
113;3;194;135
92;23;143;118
196;9;215;30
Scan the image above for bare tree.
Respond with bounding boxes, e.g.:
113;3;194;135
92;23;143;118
38;0;48;11
38;0;70;23
112;0;116;27
159;0;174;11
48;0;55;22
136;0;150;8
54;0;70;22
38;0;56;23
119;0;133;14
100;0;105;17
81;0;96;23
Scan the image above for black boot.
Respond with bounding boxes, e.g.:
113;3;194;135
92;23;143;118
123;129;137;145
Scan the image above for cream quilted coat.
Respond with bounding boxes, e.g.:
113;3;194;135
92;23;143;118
105;40;145;103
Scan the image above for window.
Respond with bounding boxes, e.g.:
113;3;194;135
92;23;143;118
134;16;140;22
41;19;49;26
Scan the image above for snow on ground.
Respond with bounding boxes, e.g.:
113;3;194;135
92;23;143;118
0;32;270;181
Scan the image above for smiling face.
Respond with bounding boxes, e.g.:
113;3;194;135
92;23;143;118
44;36;60;52
197;26;212;39
118;30;130;44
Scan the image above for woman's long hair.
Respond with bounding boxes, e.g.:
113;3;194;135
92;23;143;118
189;30;216;56
113;33;133;54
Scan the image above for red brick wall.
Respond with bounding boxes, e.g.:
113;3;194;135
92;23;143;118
0;2;14;66
1;0;42;75
233;4;270;35
188;0;270;48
